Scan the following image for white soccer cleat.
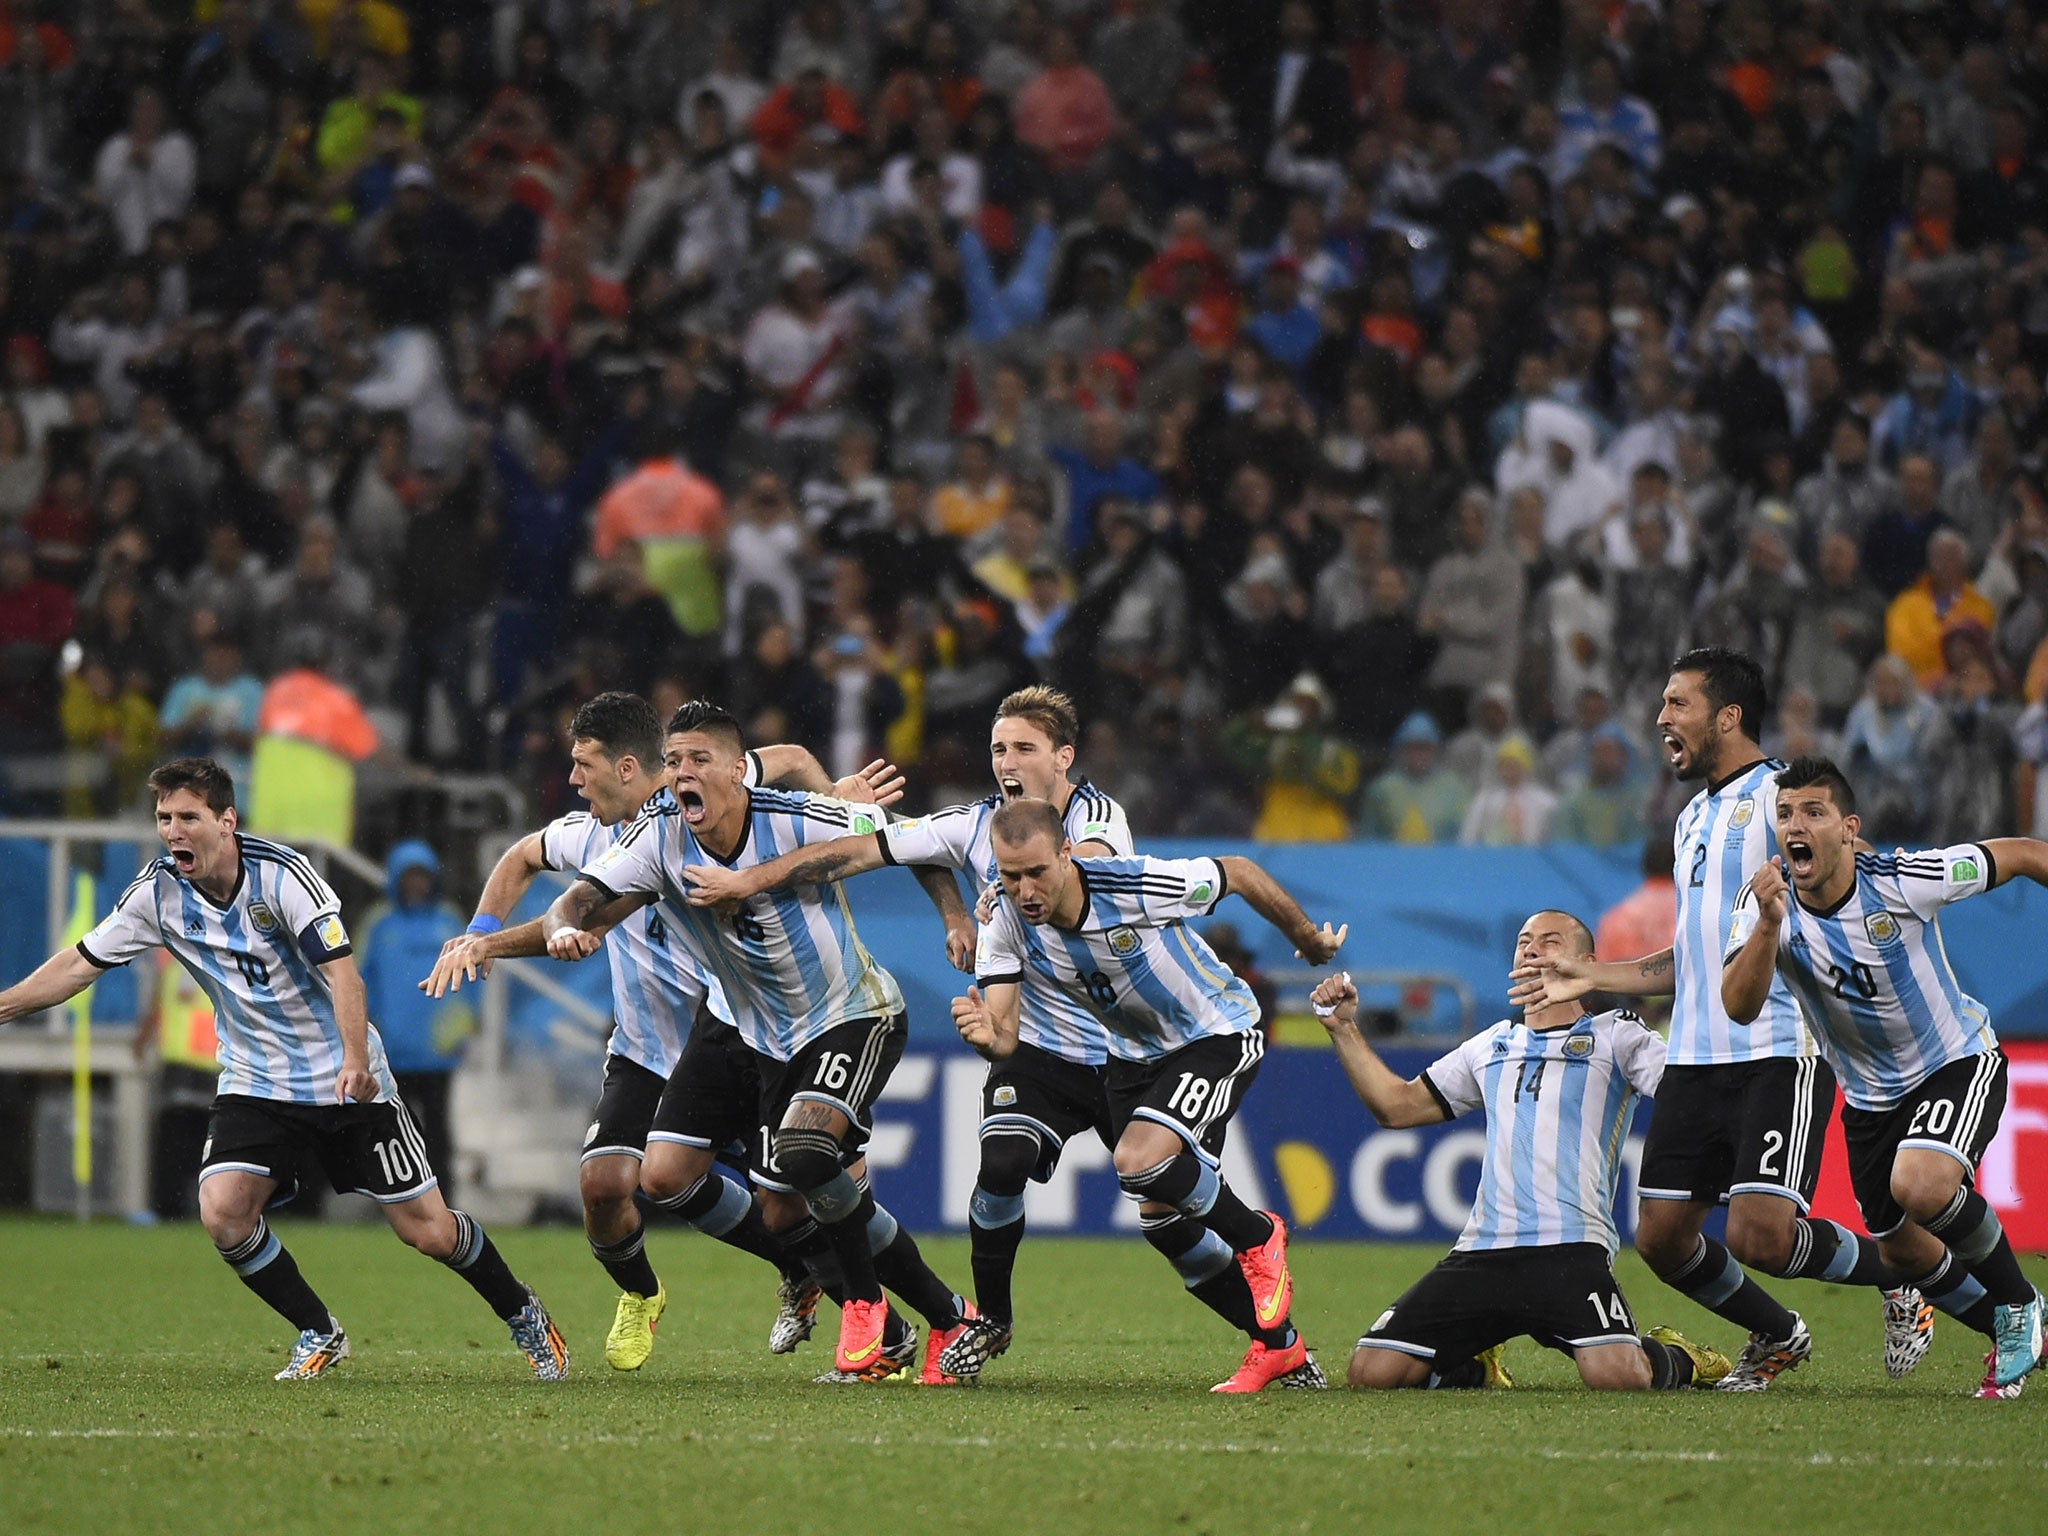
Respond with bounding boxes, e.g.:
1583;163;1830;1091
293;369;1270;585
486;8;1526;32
1882;1286;1935;1378
275;1319;349;1381
1715;1312;1812;1392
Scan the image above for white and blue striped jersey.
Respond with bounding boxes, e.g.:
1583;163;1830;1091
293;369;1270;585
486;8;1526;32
579;787;904;1062
79;835;398;1105
1423;1009;1666;1255
1671;758;1811;1065
974;855;1256;1063
539;788;732;1079
879;781;1130;1066
1726;844;2000;1111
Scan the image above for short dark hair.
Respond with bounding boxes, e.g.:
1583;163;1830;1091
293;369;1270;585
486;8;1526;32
1671;646;1767;741
1776;754;1857;816
148;757;236;813
990;797;1065;851
569;691;662;771
665;700;747;755
995;685;1080;751
1530;909;1595;957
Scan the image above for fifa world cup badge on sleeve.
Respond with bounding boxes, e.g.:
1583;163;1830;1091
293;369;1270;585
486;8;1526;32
318;915;348;950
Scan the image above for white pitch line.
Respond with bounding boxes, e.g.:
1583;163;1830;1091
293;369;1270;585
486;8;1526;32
4;1425;2042;1474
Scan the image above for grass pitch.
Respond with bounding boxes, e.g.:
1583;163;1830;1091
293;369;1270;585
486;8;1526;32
1;1218;2041;1536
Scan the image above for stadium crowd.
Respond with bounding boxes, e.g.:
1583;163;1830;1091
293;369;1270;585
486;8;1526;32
4;0;2048;849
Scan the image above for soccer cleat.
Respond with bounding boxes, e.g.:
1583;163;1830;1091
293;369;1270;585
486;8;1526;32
1647;1324;1731;1387
1275;1350;1329;1389
1974;1349;2027;1400
1211;1333;1311;1394
274;1319;349;1381
509;1288;570;1381
1476;1342;1515;1389
604;1284;667;1371
815;1304;917;1384
1238;1213;1295;1331
938;1315;1014;1380
769;1273;823;1354
1714;1312;1812;1392
1990;1289;2043;1388
1882;1285;1936;1379
920;1299;980;1386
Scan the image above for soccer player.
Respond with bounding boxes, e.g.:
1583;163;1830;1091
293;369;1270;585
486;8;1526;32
541;702;971;1384
1510;648;1924;1389
675;685;1131;1379
1320;916;1729;1393
1723;755;2046;1397
0;759;568;1382
949;798;1347;1392
419;693;912;1370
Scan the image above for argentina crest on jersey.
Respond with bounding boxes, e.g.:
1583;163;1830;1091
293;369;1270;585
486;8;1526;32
1728;794;1756;829
1107;925;1140;957
1562;1032;1595;1059
1863;910;1902;947
247;900;280;935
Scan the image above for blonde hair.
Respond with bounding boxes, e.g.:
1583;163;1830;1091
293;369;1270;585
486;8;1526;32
994;685;1080;750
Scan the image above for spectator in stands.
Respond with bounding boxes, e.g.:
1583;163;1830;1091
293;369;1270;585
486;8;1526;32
258;514;375;690
1793;410;1895;552
94;84;196;257
1942;411;2019;566
1050;408;1158;555
1460;733;1555;846
1012;25;1117;179
1221;670;1360;842
1553;723;1648;849
1417;488;1523;731
159;625;262;790
1361;711;1471;845
1885;527;1995;685
1782;531;1888;728
591;423;726;643
357;840;472;1191
60;650;158;817
1841;653;1942;843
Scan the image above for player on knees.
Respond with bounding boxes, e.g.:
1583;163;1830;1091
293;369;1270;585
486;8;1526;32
420;694;903;1368
1723;756;2046;1396
677;685;1132;1381
1321;915;1729;1394
1511;649;1919;1389
952;798;1346;1392
0;760;566;1381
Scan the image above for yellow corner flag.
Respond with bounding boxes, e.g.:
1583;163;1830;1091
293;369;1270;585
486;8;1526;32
61;870;97;1196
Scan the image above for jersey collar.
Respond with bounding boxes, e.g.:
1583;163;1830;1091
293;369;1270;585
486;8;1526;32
187;838;247;910
1705;753;1769;797
696;790;754;867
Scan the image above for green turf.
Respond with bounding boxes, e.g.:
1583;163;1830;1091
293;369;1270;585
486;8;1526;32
0;1217;2040;1536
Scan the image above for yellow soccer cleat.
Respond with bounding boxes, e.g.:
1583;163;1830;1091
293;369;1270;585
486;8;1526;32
1648;1324;1731;1387
1476;1342;1515;1388
605;1283;667;1371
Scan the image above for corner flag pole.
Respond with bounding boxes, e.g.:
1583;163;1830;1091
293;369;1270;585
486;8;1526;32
62;869;97;1220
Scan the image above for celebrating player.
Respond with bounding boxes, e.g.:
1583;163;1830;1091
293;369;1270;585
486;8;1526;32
541;702;971;1384
1723;755;2046;1397
0;759;568;1382
419;693;908;1370
1511;648;1923;1389
950;798;1345;1392
676;685;1131;1379
1322;915;1729;1393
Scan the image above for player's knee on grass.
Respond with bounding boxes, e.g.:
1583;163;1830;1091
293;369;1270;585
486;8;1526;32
1890;1152;1966;1223
977;1132;1041;1199
1723;1201;1798;1275
1347;1346;1428;1389
1575;1342;1653;1391
639;1141;714;1204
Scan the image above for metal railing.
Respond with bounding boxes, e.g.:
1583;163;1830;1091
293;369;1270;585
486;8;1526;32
1268;966;1479;1038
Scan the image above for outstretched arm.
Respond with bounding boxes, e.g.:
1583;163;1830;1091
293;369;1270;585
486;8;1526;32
1310;972;1449;1129
755;746;906;807
1984;837;2048;889
1508;947;1674;1009
544;879;654;960
422;831;548;995
682;832;887;907
1214;855;1347;964
0;947;105;1025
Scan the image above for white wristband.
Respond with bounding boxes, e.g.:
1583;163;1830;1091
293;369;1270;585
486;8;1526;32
1311;972;1351;1017
549;926;578;946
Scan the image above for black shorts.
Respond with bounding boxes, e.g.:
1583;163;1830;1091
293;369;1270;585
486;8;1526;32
1103;1030;1265;1165
651;1016;768;1163
982;1041;1112;1182
1639;1055;1834;1209
1843;1050;2008;1239
582;1052;666;1164
199;1093;437;1205
1357;1244;1642;1362
752;1014;908;1189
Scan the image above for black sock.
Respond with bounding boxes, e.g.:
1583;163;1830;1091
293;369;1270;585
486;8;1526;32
869;1204;962;1330
1427;1358;1487;1389
1661;1236;1798;1339
1922;1186;2035;1306
968;1183;1028;1326
218;1218;331;1333
589;1220;660;1297
1911;1249;1999;1337
651;1173;789;1272
1781;1217;1897;1288
442;1210;531;1320
1144;1211;1293;1348
1120;1152;1274;1253
1639;1335;1697;1390
777;1215;841;1294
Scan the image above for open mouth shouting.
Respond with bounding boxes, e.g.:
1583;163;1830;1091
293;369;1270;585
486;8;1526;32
169;847;198;874
1660;728;1687;771
999;776;1024;799
678;789;707;826
1784;836;1816;882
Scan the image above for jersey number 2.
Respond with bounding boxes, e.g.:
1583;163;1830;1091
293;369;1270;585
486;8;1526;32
1689;844;1707;888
